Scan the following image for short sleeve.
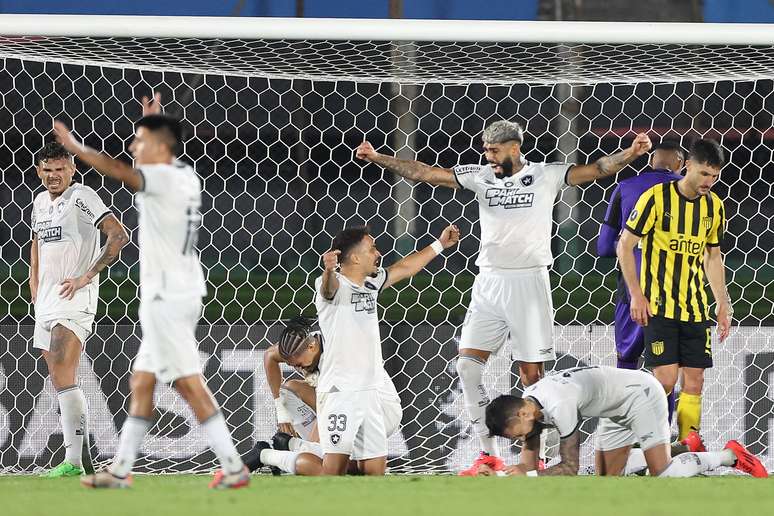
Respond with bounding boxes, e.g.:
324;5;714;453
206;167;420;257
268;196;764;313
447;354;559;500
524;382;580;439
602;185;623;229
364;267;389;294
543;162;574;194
706;195;725;247
75;186;112;227
451;164;483;192
624;187;658;237
314;274;341;305
139;163;178;196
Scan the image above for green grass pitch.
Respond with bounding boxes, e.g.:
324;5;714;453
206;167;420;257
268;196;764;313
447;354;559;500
2;475;773;516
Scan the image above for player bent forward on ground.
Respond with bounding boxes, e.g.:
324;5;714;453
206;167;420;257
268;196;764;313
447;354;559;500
235;316;403;476
479;366;767;478
31;141;129;477
54;93;248;489
357;122;652;469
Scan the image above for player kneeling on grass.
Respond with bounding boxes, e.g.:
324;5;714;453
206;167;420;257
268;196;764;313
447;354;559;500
232;316;403;476
476;365;767;478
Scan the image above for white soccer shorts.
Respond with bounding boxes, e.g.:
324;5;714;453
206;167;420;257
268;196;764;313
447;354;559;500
133;293;203;383
317;389;388;461
33;313;94;350
595;374;670;452
458;266;555;362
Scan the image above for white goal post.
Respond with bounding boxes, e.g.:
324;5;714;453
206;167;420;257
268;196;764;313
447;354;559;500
0;15;772;474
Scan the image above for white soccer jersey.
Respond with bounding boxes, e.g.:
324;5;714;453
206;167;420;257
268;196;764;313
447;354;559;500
31;183;111;320
452;161;572;270
136;161;206;299
523;366;657;438
314;268;388;393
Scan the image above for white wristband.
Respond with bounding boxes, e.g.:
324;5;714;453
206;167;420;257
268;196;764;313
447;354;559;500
430;240;444;256
526;470;539;477
274;396;292;424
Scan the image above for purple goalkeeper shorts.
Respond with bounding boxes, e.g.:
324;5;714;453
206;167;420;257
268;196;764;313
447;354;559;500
615;300;644;364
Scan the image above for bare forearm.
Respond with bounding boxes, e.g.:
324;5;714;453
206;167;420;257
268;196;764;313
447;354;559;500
370;153;435;182
75;146;142;190
84;233;128;281
704;252;729;305
537;461;579;476
320;269;339;300
617;243;643;298
263;353;284;399
594;147;640;179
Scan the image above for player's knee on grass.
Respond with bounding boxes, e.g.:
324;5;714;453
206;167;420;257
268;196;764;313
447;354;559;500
294;453;324;476
322;453;350;476
358;457;387;476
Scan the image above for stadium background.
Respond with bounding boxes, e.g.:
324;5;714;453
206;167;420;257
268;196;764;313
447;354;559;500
0;0;773;474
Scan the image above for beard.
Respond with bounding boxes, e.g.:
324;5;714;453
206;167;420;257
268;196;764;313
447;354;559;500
491;156;515;178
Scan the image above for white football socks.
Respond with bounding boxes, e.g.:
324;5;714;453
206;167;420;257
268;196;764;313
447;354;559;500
201;411;244;475
260;449;300;475
658;450;735;477
456;356;499;456
288;437;324;458
57;385;87;467
109;416;151;478
624;448;648;475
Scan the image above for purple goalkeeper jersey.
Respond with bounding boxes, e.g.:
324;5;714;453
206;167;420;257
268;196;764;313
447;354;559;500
598;168;683;302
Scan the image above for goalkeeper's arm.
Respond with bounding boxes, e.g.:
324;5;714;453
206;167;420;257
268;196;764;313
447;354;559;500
263;345;294;434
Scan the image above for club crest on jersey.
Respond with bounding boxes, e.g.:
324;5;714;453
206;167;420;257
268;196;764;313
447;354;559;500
651;341;664;356
351;292;376;314
330;434;341;445
485;188;534;209
520;175;534;187
56;202;65;214
702;216;713;230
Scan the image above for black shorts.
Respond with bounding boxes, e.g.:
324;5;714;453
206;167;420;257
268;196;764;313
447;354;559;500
643;315;713;369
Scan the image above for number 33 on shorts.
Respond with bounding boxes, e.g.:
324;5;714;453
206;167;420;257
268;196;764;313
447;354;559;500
327;413;348;432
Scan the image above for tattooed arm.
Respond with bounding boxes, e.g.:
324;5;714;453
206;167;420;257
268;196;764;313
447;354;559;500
59;215;129;300
355;141;459;189
566;133;652;186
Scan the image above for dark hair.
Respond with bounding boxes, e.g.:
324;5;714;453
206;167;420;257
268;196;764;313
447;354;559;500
36;141;73;165
331;226;371;264
278;316;316;360
653;140;684;159
486;395;525;438
135;114;183;156
688;138;725;168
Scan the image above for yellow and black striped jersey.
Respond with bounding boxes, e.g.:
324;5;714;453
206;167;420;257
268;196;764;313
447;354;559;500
625;181;725;322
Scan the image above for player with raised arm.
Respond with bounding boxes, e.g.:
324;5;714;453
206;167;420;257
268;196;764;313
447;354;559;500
53;93;248;489
617;139;730;445
30;141;129;478
312;224;459;475
481;366;767;478
356;121;652;472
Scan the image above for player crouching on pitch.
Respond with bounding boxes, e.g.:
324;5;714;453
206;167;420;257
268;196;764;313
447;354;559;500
471;366;767;478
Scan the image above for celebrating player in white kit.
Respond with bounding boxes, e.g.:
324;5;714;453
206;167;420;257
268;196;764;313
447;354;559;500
53;93;248;489
356;122;652;471
481;366;767;478
313;224;459;475
30;141;129;478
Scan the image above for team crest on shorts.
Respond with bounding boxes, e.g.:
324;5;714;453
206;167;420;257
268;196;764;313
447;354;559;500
330;434;341;445
520;175;534;187
651;341;665;356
